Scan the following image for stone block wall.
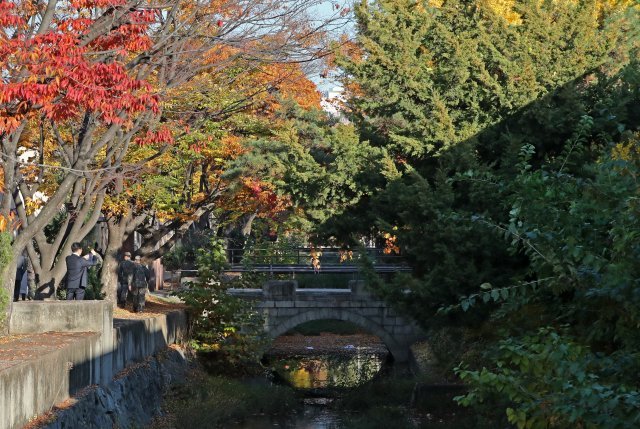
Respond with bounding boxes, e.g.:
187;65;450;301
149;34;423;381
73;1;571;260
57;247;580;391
39;347;191;429
1;302;188;429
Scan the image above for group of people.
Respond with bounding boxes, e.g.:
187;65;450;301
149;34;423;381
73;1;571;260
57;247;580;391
13;242;152;312
116;251;150;312
61;242;150;312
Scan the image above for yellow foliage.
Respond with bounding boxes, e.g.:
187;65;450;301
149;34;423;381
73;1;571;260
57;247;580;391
24;198;43;216
382;232;400;255
476;0;635;26
611;135;640;163
103;195;133;217
483;0;522;24
339;250;353;263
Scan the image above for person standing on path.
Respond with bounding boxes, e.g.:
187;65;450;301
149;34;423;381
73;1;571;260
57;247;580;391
13;253;28;301
117;251;135;308
131;255;150;312
65;242;101;300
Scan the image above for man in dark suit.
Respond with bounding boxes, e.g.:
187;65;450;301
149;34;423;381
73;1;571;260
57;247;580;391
13;253;27;301
65;242;101;300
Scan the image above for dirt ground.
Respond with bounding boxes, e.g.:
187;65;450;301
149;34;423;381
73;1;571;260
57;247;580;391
113;292;186;320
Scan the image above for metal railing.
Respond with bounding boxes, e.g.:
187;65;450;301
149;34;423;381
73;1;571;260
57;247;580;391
224;247;411;274
227;247;405;265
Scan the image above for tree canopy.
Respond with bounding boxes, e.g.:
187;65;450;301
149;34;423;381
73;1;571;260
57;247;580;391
325;1;640;426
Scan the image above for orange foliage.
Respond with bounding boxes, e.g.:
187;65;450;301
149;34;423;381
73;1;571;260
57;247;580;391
220;178;292;221
251;63;321;112
382;232;400;255
0;211;20;232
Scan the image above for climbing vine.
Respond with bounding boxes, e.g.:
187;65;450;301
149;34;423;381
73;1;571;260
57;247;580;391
0;232;14;329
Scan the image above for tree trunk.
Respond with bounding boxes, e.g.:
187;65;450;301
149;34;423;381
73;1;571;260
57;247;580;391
100;253;119;306
100;219;127;305
34;262;68;300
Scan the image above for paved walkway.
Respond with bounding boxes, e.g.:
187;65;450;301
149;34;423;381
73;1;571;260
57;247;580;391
0;332;96;371
1;294;184;371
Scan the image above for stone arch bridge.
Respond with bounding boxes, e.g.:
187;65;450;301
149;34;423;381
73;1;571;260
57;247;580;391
228;280;424;362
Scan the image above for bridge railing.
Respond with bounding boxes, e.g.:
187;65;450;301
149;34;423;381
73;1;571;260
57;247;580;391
175;248;410;290
225;247;407;268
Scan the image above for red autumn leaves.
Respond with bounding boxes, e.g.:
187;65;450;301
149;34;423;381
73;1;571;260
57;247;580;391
0;0;158;132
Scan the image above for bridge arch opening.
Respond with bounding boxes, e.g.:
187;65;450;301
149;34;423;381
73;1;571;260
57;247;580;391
267;309;405;362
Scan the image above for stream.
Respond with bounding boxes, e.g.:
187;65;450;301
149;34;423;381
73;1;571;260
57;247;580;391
224;333;393;429
151;331;481;429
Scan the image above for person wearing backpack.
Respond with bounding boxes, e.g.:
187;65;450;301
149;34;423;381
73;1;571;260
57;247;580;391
130;255;150;312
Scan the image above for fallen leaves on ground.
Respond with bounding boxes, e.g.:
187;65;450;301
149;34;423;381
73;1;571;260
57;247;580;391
268;333;388;357
0;332;97;369
113;293;186;320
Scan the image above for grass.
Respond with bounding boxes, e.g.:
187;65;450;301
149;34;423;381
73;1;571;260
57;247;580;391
169;374;299;428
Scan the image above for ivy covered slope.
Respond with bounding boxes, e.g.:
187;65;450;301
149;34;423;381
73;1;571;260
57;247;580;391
328;0;640;427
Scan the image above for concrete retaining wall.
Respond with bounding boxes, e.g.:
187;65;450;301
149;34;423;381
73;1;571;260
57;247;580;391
2;302;188;429
39;347;190;429
112;311;188;372
0;332;102;428
10;301;113;335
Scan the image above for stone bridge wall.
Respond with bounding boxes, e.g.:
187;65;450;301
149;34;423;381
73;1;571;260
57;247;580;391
229;280;423;362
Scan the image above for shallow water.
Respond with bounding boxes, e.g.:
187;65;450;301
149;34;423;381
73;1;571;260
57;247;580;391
223;336;391;428
225;403;344;429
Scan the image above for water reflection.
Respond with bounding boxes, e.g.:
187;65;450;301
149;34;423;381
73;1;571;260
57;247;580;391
228;334;391;428
266;332;390;390
274;350;387;389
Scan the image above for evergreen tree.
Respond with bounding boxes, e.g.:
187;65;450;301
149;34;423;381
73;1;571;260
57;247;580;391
226;100;385;235
328;1;640;424
339;0;633;158
327;0;639;326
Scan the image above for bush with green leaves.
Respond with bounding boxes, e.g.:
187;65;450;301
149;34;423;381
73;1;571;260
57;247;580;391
162;245;187;271
174;237;268;372
450;133;640;428
457;328;640;429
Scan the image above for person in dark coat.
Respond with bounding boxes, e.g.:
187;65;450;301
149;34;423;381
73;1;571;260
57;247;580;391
65;242;101;300
13;254;28;301
131;255;150;312
117;251;135;308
